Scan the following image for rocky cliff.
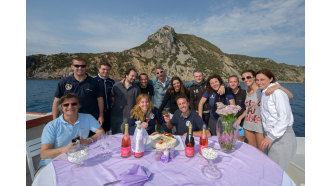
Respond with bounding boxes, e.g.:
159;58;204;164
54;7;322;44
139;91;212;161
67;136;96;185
26;25;305;83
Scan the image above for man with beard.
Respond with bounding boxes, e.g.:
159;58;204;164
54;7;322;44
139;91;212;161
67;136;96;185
138;73;154;97
110;68;140;134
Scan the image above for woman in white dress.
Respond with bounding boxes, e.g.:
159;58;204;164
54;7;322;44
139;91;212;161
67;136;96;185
256;69;297;171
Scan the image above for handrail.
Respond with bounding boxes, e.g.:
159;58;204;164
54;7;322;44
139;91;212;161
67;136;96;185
26;112;53;129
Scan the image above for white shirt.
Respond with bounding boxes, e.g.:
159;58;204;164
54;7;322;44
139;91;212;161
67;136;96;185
260;83;294;141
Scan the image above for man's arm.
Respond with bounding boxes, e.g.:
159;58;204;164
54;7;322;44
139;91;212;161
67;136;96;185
198;97;207;118
40;143;74;159
191;130;211;137
79;127;105;145
97;97;104;125
52;97;60;120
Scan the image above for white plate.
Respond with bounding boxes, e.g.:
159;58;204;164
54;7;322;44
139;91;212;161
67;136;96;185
144;135;185;151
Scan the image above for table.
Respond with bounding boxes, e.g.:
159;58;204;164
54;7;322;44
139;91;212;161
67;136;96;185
32;134;296;186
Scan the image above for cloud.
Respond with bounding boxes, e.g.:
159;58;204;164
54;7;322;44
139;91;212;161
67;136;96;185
26;0;304;64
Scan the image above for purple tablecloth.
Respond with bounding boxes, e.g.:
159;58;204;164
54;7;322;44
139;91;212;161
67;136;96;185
51;134;284;186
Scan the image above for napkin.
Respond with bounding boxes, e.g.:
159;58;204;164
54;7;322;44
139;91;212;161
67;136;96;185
119;164;152;186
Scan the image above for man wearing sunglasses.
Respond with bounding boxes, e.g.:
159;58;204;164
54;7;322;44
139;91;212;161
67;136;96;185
51;57;105;126
150;65;171;109
40;93;104;168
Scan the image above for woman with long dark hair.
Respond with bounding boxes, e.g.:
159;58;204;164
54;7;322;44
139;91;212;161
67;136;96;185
159;76;189;114
256;69;296;171
236;69;293;152
198;74;235;135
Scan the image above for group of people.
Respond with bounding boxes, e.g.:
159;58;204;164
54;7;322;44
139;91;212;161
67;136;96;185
39;57;297;172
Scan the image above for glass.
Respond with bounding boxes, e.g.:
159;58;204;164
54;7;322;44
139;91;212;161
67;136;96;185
201;147;221;179
67;141;89;168
216;118;238;153
62;102;78;107
73;64;86;68
241;76;252;81
98;132;111;159
156;70;164;75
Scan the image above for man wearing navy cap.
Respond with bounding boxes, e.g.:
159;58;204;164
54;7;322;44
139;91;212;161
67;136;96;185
51;57;104;125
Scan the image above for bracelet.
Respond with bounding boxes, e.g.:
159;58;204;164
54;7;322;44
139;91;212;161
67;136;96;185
88;138;94;143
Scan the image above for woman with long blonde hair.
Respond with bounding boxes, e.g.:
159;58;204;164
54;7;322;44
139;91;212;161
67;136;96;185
128;94;167;135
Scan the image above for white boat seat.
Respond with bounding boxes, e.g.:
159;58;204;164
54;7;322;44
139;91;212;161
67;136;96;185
26;137;41;181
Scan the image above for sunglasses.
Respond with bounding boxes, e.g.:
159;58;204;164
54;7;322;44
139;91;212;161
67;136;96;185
62;102;78;107
241;76;253;81
73;64;87;68
156;70;164;75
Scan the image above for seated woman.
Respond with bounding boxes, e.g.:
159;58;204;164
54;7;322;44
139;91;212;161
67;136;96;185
39;93;104;167
128;94;168;135
198;74;235;135
256;69;297;171
159;76;189;115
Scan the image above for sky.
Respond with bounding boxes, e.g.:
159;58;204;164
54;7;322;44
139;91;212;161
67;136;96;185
26;0;305;66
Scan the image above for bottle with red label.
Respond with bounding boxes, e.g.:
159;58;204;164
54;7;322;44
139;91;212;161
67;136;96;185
121;123;131;158
185;123;195;157
199;124;208;154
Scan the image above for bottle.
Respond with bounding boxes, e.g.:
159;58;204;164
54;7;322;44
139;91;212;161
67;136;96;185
121;123;131;158
185;123;195;157
199;124;208;154
133;123;144;158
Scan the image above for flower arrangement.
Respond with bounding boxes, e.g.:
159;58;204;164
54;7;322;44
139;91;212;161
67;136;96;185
215;103;241;152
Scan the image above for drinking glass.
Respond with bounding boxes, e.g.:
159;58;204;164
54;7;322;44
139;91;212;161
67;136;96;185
97;132;108;159
201;147;222;179
67;141;89;168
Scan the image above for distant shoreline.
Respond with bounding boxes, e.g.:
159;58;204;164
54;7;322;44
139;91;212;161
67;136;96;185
26;78;305;84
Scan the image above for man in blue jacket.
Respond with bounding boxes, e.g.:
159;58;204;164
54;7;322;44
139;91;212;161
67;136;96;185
150;65;171;109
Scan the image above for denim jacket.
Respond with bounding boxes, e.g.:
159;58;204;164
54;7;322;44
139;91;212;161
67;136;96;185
150;76;171;109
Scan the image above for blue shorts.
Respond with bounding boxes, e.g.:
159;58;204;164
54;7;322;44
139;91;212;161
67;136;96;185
239;127;244;136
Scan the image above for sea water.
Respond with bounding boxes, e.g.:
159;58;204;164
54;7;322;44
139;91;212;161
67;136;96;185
26;79;305;137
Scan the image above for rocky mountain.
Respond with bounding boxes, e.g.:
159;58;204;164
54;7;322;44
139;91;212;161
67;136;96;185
26;25;305;83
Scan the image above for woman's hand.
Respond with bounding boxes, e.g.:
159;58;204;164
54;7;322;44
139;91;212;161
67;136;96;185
217;85;225;95
265;84;280;96
141;122;148;128
261;138;272;150
163;114;170;123
234;119;241;128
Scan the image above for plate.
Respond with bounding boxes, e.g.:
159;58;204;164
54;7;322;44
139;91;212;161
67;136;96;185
145;135;185;151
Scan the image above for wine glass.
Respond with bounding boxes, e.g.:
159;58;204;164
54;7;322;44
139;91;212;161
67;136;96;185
164;108;170;118
104;131;112;156
201;147;222;179
146;112;151;123
97;132;108;159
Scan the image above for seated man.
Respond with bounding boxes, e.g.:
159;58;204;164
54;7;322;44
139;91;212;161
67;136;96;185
39;93;104;168
164;95;211;137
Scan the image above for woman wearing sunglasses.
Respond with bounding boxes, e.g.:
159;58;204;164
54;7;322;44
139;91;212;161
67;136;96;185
236;70;293;152
256;69;296;171
198;74;235;135
159;76;189;115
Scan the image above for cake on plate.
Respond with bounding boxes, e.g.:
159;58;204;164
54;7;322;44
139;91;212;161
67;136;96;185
150;132;177;150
